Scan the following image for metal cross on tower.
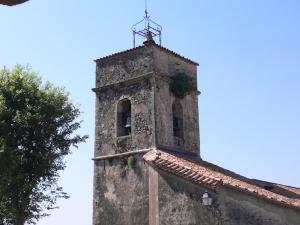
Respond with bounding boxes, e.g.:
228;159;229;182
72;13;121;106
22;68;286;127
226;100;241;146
131;0;162;47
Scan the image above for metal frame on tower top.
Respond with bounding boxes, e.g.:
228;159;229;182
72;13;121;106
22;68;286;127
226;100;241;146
131;1;162;47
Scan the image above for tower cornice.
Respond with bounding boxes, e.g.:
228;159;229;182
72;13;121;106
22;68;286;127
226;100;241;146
94;44;199;66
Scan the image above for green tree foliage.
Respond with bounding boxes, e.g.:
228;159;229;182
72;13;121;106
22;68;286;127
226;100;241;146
169;73;196;98
0;65;88;225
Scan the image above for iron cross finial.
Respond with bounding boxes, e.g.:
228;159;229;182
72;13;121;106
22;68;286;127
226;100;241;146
131;0;162;47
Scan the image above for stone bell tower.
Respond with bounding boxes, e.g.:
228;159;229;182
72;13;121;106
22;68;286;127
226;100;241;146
92;10;200;225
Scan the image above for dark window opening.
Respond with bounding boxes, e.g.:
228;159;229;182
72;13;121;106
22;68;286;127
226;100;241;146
117;99;131;137
173;117;183;138
172;100;183;139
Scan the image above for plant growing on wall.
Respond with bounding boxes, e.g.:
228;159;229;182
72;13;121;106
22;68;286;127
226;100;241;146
119;155;136;178
127;155;136;168
169;73;195;98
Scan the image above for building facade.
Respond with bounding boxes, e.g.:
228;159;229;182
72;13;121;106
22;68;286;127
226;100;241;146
92;39;300;225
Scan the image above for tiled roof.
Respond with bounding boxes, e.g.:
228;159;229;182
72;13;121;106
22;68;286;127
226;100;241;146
252;179;300;199
275;184;300;196
94;43;199;66
143;149;300;209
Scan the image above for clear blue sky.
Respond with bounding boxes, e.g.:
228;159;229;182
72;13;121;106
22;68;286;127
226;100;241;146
1;0;300;224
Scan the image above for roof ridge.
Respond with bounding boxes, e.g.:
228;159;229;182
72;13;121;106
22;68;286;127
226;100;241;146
273;183;300;190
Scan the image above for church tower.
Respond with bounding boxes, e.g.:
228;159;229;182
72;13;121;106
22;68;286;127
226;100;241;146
92;8;300;225
92;10;200;225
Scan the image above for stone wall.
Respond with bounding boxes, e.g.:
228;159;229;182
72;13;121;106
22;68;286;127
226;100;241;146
153;46;197;79
93;45;300;225
152;46;200;155
96;47;154;88
93;155;149;225
156;168;300;225
93;45;204;225
94;45;200;156
154;77;200;155
93;161;300;225
94;78;155;156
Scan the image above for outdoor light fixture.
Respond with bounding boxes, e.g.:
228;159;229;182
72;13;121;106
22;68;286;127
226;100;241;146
202;191;213;206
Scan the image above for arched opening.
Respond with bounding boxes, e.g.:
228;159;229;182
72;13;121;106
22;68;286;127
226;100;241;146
172;100;183;139
117;99;131;137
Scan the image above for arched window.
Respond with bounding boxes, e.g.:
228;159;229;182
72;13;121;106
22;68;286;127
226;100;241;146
172;100;183;138
117;99;131;137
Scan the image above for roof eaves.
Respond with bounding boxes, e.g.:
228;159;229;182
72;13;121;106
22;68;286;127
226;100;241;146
143;149;300;210
152;43;199;66
94;43;199;66
94;45;145;63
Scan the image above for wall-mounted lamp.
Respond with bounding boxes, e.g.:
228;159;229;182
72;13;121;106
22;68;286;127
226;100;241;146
202;191;213;206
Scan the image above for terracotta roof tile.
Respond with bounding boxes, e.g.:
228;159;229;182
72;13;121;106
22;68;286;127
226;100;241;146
144;150;222;188
143;149;300;209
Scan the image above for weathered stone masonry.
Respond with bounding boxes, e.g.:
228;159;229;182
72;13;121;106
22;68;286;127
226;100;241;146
144;150;300;225
92;42;300;225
